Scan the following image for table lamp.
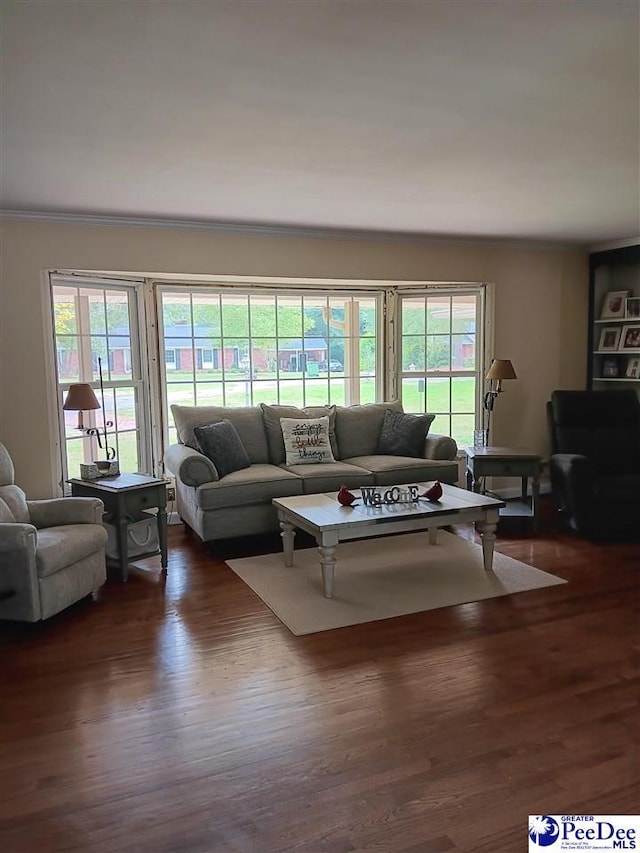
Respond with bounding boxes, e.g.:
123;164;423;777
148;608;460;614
62;383;100;430
483;358;517;444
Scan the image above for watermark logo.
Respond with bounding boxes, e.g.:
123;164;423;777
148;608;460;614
528;815;639;852
529;816;560;847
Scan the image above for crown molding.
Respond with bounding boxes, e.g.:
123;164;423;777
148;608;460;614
0;208;585;251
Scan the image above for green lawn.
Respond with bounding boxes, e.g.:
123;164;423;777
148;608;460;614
166;374;477;449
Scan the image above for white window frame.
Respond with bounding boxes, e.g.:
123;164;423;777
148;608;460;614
154;283;384;451
393;284;490;435
45;272;492;490
47;274;153;489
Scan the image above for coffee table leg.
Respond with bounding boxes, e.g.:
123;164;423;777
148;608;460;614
279;519;296;567
477;520;497;571
429;526;438;545
318;544;337;598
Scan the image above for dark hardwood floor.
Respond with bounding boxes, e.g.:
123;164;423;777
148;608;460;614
0;500;638;853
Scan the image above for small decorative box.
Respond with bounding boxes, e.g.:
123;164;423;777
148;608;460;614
80;460;120;480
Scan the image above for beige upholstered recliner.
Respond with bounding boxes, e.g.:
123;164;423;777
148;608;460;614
0;442;108;621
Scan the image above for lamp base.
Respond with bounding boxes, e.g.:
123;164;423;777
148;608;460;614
80;460;120;480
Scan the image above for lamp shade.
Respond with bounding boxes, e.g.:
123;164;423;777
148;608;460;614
63;383;100;430
63;383;100;412
486;359;517;381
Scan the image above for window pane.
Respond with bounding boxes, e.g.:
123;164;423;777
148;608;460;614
431;413;451;437
401;377;427;414
402;298;425;335
452;376;476;413
105;291;131;337
53;289;78;335
56;337;79;381
452;334;475;370
167;382;195;407
304;378;329;406
277;380;304;406
195;384;224;406
402;336;425;372
329;379;346;405
163;294;193;334
425;377;450;413
360;378;375;404
426;296;451;333
451;414;474;448
359;338;376;375
426;336;451;371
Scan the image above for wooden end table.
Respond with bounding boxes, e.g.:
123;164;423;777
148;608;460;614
464;446;542;532
68;473;168;581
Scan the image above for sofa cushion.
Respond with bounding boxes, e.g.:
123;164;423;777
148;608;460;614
261;403;338;463
344;455;458;487
36;524;108;578
280;416;335;466
194;420;251;478
377;410;435;457
334;400;403;459
171;404;269;464
195;464;303;510
281;461;374;494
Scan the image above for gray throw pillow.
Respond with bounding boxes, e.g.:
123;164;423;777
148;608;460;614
194;419;251;478
377;409;435;457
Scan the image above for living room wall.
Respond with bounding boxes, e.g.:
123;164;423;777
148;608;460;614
0;219;587;497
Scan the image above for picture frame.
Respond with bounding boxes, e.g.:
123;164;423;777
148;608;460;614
619;324;640;351
601;357;619;378
597;326;622;351
625;296;640;319
600;290;629;319
626;357;640;379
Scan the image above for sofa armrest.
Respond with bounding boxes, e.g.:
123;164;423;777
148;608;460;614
165;443;219;487
28;497;104;528
0;521;37;552
423;433;458;461
0;522;41;621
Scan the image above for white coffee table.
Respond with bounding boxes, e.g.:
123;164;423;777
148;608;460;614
273;483;505;598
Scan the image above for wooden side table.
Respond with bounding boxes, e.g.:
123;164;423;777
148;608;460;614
464;446;542;531
68;473;168;581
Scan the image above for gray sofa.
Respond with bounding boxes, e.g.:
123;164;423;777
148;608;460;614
165;401;459;546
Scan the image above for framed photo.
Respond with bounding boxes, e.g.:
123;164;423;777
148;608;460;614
619;324;640;351
625;296;640;319
626;357;640;379
597;326;622;351
600;290;629;319
602;357;619;378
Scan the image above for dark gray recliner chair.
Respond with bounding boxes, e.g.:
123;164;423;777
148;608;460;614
0;442;108;621
547;390;640;539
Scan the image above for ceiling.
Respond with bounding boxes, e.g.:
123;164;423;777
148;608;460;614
1;0;638;245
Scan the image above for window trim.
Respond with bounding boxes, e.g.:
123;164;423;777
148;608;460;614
395;285;490;447
45;272;493;492
48;274;153;490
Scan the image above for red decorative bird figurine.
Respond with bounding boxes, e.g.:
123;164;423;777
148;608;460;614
421;480;443;502
337;485;358;506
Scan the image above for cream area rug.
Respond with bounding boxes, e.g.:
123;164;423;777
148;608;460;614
225;530;566;635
